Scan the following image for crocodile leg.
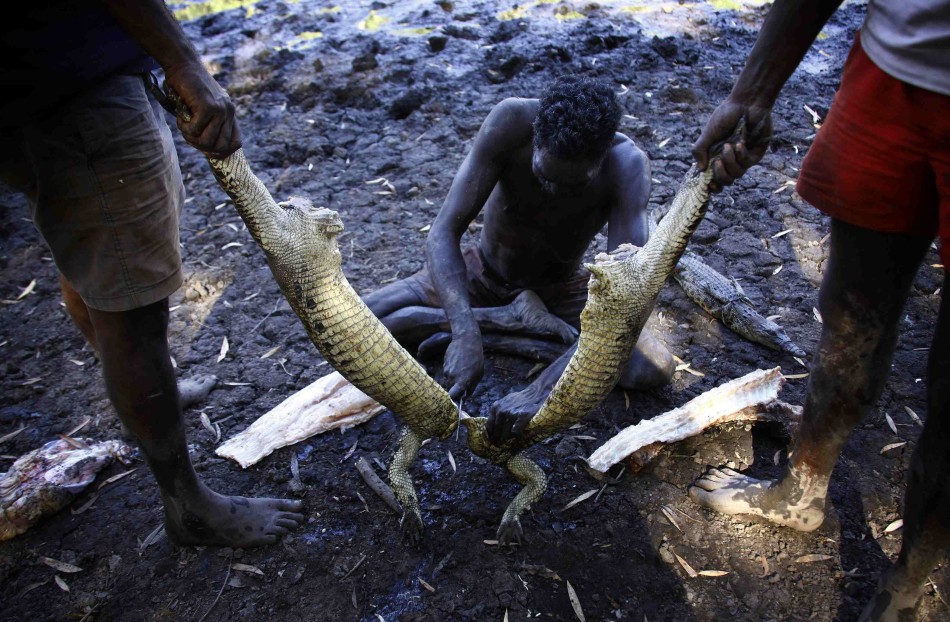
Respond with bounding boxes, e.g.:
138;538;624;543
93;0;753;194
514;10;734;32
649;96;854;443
497;453;547;546
389;427;424;543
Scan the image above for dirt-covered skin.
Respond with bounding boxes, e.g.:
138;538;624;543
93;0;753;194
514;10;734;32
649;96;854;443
0;2;946;621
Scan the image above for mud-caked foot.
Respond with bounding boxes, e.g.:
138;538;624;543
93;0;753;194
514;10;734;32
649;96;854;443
497;516;523;547
688;466;826;532
508;290;578;343
857;567;924;622
400;509;424;545
178;374;218;409
163;485;304;548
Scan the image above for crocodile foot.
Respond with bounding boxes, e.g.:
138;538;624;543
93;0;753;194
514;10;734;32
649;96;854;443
496;516;523;546
400;509;424;545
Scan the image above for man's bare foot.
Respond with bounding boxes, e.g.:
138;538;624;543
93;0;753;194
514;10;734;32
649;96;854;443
858;567;923;622
178;375;217;409
163;485;304;548
507;290;578;343
688;466;827;532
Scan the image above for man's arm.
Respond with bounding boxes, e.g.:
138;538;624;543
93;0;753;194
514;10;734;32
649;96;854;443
692;0;845;189
485;140;651;444
427;98;532;399
99;0;241;157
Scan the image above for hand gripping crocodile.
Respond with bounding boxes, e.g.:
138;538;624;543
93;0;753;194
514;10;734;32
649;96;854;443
152;78;716;544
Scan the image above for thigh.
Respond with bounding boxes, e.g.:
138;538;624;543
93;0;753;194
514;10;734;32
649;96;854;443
533;267;591;328
23;74;184;312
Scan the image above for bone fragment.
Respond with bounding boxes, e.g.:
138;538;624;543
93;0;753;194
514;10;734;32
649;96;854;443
216;371;385;468
588;367;795;472
1;438;133;541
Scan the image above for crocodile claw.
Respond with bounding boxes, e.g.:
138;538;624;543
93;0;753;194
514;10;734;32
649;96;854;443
400;509;424;545
496;516;523;547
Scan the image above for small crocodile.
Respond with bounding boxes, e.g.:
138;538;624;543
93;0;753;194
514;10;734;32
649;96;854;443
673;251;806;358
152;79;716;543
646;206;806;358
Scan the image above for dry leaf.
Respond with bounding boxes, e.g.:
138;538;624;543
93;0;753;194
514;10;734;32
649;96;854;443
783;373;809;380
660;505;682;532
41;557;83;573
566;580;586;622
16;279;37;300
795;554;833;563
561;489;598;512
419;224;431;233
260;346;280;359
884;519;904;533
70;494;98;515
217;337;229;363
447;449;456;475
903;406;923;427
771;229;793;239
200;412;216;436
803;104;821;124
138;524;165;555
221;242;243;250
698;570;729;577
885;412;898;435
483;540;499;546
232;563;264;576
880;441;907;454
0;425;27;444
418;577;436;593
813;307;823;323
657;137;671;148
674;553;698;578
66;417;91;437
772;264;783;276
98;468;137;490
54;575;70;592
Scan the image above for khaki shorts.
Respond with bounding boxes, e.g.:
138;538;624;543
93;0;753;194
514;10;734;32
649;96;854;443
9;73;184;312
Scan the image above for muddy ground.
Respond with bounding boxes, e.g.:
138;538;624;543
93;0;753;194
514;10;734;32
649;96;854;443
1;1;946;620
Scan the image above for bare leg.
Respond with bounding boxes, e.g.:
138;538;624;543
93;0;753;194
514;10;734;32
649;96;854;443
417;332;567;363
376;289;578;346
690;220;931;531
61;274;216;410
59;274;97;352
859;270;950;622
87;299;303;547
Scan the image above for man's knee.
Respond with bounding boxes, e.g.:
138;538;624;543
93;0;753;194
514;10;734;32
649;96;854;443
618;331;674;390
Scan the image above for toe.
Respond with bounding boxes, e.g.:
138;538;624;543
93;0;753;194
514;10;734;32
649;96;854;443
276;518;300;529
691;478;719;492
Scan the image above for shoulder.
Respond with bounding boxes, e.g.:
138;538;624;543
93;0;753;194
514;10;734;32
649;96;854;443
471;97;537;158
484;97;539;128
603;133;650;182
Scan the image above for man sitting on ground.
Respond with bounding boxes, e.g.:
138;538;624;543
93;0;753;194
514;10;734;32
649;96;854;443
364;76;674;444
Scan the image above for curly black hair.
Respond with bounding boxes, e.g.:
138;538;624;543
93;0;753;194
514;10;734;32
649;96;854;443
533;76;622;160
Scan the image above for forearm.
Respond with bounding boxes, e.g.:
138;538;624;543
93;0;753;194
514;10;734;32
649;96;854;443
426;233;479;339
730;0;845;107
98;0;202;71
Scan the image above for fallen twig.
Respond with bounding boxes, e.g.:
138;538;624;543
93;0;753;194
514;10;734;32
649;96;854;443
196;554;232;622
355;457;401;514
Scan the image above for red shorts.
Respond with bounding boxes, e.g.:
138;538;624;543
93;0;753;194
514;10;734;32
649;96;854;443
796;33;950;268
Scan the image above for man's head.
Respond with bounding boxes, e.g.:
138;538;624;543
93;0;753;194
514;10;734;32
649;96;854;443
532;76;621;194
